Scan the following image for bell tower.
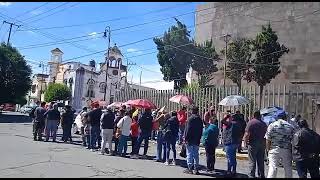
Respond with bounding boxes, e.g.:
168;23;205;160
48;48;63;83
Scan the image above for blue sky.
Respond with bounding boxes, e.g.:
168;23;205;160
0;2;203;89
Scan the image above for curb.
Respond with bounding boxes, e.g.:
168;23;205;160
199;148;249;161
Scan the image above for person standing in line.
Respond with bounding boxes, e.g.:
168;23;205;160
154;110;170;162
183;106;203;175
83;112;91;148
61;105;74;143
79;107;88;146
265;112;295;178
30;101;41;137
113;109;125;155
131;108;153;159
87;103;102;151
221;111;242;177
203;106;216;125
202;118;219;172
117;110;132;157
292;119;320;178
33;102;47;141
243;111;267;178
151;108;160;140
232;110;246;153
100;107;115;155
130;115;139;155
44;104;60;142
177;106;187;145
163;111;179;166
289;114;301;132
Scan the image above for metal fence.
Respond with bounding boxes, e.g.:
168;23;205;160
115;84;320;129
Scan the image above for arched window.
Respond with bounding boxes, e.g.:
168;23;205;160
99;82;106;93
86;79;95;98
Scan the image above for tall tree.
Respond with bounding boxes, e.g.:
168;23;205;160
153;18;194;89
192;40;220;88
44;83;71;102
251;24;289;108
0;43;32;104
225;37;253;94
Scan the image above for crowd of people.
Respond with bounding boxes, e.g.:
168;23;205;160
28;100;320;178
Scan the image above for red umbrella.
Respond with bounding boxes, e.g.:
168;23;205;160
126;99;157;109
169;94;193;105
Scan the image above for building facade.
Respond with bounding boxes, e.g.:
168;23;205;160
193;2;320;88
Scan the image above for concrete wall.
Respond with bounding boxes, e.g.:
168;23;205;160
194;2;320;88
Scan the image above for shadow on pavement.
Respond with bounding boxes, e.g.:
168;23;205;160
0;113;32;123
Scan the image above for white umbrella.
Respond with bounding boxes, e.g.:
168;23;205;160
218;95;250;106
107;102;123;109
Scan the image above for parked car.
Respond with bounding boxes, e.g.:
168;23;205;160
2;103;15;112
20;105;33;114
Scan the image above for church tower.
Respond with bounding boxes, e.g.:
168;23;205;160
48;48;63;83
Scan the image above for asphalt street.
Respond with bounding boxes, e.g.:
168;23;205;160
0;112;298;178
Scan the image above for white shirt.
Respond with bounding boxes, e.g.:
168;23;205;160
117;115;132;136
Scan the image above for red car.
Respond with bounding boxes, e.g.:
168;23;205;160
2;103;16;112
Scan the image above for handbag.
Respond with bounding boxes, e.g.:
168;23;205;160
116;118;125;139
179;143;187;158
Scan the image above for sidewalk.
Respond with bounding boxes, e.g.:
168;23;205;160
199;147;249;161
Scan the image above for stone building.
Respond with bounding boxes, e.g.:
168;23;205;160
193;2;320;87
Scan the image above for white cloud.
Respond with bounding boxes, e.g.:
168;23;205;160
127;48;143;54
30;10;42;15
0;2;12;6
88;32;97;37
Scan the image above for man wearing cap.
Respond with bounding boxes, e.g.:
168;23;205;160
265;112;295;178
292;119;320;178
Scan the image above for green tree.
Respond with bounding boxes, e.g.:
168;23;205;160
251;24;289;108
44;83;71;102
225;37;253;94
192;40;220;88
153;18;194;89
0;43;32;104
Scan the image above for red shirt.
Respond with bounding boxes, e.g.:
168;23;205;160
177;110;187;126
130;121;139;137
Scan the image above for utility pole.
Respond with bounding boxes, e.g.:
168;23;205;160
103;26;111;102
222;34;231;92
3;21;20;45
126;62;136;88
39;61;45;102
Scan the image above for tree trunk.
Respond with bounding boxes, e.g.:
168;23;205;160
237;81;242;95
259;85;264;109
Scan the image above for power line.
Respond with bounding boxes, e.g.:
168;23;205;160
13;2;50;20
21;2;70;23
17;2;194;31
26;3;80;24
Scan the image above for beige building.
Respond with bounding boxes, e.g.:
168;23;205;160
193;2;320;88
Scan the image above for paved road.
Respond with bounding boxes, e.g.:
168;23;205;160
0;112;298;178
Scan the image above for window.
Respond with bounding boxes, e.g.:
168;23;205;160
31;85;36;93
99;82;106;93
86;79;95;98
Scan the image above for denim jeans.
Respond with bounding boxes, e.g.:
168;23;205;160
166;137;177;162
45;120;58;141
117;135;129;155
134;131;151;155
89;125;100;149
186;144;199;170
295;157;320;178
225;144;238;173
178;124;185;144
156;130;166;161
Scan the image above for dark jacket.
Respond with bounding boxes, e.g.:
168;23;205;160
101;110;115;129
163;116;179;139
34;107;46;123
45;109;60;120
232;113;246;135
138;111;153;134
202;124;219;147
292;127;320;161
61;110;74;128
222;120;242;145
87;108;102;127
184;114;203;146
